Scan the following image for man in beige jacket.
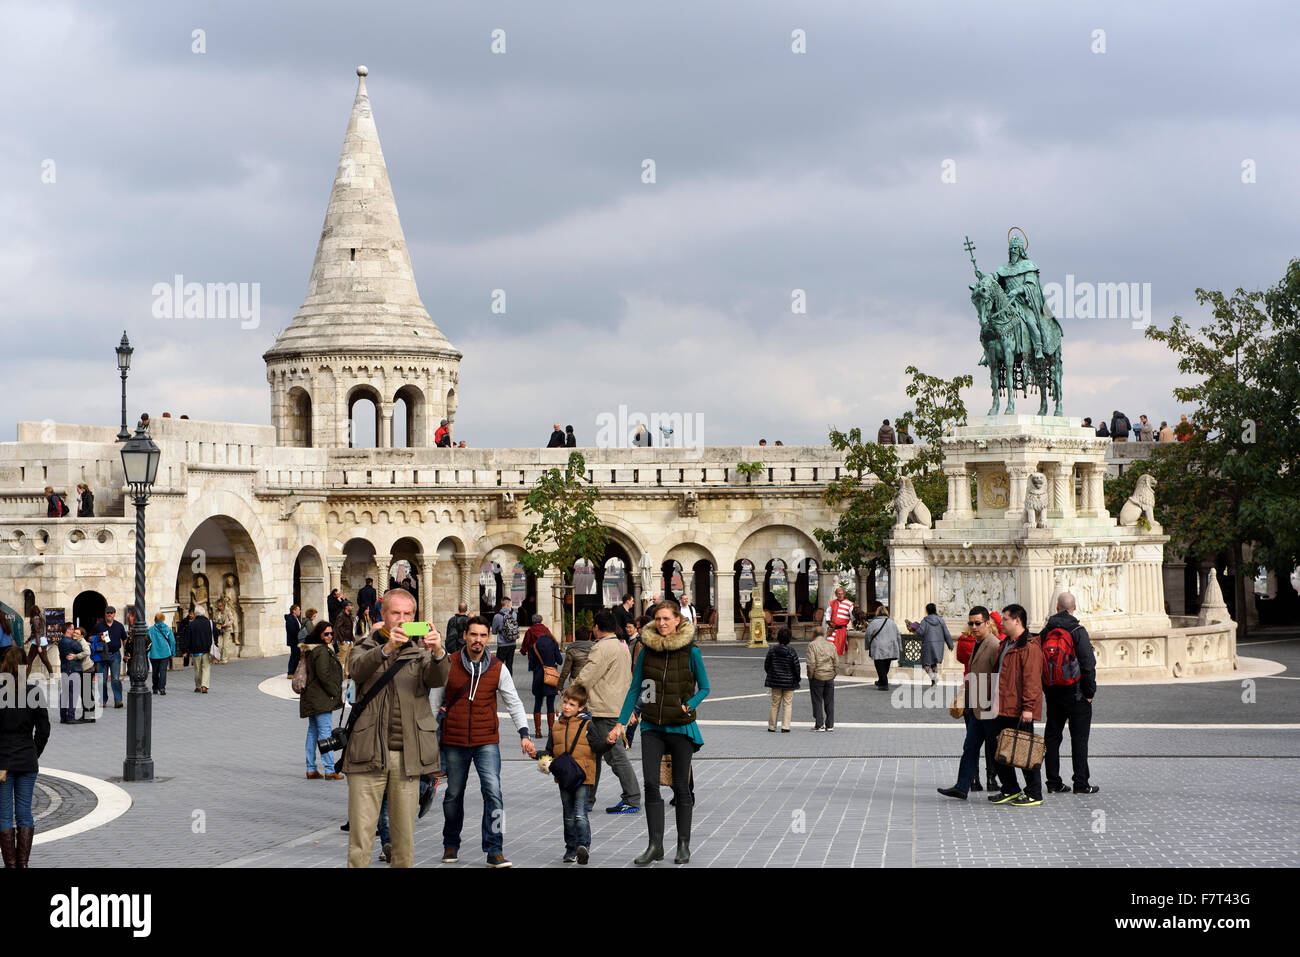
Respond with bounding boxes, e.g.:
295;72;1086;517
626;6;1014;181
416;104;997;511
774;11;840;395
804;626;838;731
340;588;449;868
582;610;641;815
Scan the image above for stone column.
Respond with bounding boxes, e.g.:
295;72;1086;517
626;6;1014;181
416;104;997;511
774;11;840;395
379;404;393;449
1078;464;1106;518
943;465;972;520
1042;462;1072;519
818;569;838;611
1021;550;1055;628
715;569;736;641
326;556;345;597
1005;466;1031;521
455;553;475;608
376;554;394;593
420;556;436;621
300;574;326;621
538;569;559;637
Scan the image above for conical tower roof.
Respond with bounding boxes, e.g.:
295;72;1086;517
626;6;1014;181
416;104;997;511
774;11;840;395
265;66;458;362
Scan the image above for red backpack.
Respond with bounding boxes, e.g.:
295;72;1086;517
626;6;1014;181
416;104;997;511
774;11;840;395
1041;625;1082;687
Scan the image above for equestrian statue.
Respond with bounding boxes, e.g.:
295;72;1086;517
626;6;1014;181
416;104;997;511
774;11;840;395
964;228;1064;416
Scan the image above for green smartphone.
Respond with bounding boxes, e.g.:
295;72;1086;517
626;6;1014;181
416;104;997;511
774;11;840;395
403;622;433;637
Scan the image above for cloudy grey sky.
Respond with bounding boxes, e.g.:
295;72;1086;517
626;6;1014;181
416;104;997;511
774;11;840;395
4;0;1297;446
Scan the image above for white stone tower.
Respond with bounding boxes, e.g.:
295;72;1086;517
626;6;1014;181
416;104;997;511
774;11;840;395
264;66;461;449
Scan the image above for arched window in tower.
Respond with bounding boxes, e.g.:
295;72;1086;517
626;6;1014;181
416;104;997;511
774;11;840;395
287;386;312;448
394;384;426;447
347;386;381;448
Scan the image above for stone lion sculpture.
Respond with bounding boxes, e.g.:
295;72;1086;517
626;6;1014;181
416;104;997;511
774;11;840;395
1119;473;1159;530
1024;471;1048;528
893;477;931;529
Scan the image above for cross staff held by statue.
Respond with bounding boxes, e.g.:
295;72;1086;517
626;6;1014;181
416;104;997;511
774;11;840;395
963;235;978;276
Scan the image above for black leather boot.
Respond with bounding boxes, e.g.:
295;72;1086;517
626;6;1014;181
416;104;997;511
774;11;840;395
15;826;33;868
673;802;692;864
634;803;665;866
0;829;15;868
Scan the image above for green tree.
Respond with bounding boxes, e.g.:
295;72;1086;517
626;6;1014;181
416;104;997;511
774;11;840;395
519;451;609;632
815;367;972;608
1135;259;1300;640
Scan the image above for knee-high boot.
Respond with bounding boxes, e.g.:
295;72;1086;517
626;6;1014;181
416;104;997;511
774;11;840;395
0;830;15;868
533;713;542;737
15;827;33;868
634;803;665;866
674;801;692;864
546;712;556;734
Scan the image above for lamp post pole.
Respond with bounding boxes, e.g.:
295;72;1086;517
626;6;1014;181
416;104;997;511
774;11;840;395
123;480;153;781
120;419;161;782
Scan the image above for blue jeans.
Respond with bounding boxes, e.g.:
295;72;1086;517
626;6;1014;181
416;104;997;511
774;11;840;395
560;785;591;854
956;710;990;792
441;743;504;855
377;793;390;845
306;712;336;774
99;652;122;705
0;771;37;829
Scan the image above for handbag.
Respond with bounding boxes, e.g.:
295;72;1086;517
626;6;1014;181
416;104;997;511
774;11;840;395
549;719;589;790
532;644;559;688
996;722;1045;770
659;754;674;787
948;690;965;720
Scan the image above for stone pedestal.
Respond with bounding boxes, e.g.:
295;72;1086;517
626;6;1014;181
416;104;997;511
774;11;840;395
886;414;1197;678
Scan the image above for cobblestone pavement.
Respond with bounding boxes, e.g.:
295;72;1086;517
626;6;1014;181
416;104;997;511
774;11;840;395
30;632;1300;868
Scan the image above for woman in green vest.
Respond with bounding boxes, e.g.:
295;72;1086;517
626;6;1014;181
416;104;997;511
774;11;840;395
610;600;710;866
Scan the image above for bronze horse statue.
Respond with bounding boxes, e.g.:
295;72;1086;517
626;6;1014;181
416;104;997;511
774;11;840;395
971;273;1063;416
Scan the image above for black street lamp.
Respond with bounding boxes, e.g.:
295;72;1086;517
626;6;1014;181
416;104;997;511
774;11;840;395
116;332;133;442
121;421;161;782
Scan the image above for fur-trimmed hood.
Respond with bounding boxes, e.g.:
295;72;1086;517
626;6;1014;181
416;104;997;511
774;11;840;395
640;618;695;652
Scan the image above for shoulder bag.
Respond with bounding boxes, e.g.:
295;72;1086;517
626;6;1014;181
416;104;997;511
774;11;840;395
321;651;409;755
532;643;559;688
549;718;589;790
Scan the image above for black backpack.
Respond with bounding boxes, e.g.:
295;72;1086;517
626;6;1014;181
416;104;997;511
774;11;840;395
549;718;589;791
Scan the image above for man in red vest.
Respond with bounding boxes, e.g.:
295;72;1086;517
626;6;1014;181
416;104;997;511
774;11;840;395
823;587;854;656
433;616;536;868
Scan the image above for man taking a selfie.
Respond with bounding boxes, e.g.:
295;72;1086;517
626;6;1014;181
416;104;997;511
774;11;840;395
340;588;449;868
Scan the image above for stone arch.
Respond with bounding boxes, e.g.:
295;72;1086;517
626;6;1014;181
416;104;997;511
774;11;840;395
393;383;426;448
286;385;313;448
170;493;274;656
718;513;825;569
293;544;326;616
346;384;382;449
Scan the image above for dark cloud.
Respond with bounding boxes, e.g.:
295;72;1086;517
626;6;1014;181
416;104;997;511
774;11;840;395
3;1;1296;445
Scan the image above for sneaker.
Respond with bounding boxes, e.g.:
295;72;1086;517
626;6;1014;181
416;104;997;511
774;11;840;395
1011;793;1043;807
576;846;589;865
936;786;968;800
825;727;834;732
812;726;824;732
606;801;640;815
767;728;776;733
485;853;512;868
562;853;577;864
988;790;1023;805
1046;781;1071;793
780;728;790;733
440;848;458;863
1073;784;1100;794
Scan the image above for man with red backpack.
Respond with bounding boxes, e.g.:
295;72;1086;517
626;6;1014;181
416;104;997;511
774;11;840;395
1040;592;1099;794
